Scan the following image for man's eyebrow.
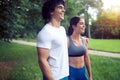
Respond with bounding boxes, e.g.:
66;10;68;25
57;5;65;8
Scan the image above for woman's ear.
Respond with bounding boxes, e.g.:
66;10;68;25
72;25;75;30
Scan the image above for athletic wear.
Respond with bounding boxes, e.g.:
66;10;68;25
60;76;68;80
68;37;86;57
69;66;88;80
37;24;69;80
43;76;68;80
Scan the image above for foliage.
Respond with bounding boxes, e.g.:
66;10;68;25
63;0;85;31
91;6;120;39
65;0;103;36
0;0;17;41
78;0;103;37
0;0;43;41
0;0;103;41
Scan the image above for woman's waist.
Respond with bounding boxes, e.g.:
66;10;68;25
69;63;84;68
69;56;85;68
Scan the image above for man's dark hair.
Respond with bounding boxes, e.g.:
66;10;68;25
42;0;65;24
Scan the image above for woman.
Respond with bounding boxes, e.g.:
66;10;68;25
68;16;92;80
37;0;69;80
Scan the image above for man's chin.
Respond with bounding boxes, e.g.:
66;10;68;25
61;16;64;19
60;17;64;21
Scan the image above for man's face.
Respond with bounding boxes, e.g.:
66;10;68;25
51;4;65;21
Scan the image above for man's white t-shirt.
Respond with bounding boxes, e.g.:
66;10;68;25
37;24;69;80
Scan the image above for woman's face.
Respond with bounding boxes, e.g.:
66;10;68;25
73;18;86;34
50;4;65;21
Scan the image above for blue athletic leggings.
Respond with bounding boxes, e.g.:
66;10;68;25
43;76;68;80
69;66;88;80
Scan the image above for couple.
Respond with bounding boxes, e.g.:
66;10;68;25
37;0;92;80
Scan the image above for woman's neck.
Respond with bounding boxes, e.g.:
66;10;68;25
71;33;81;41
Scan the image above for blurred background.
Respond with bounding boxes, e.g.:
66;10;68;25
0;0;120;41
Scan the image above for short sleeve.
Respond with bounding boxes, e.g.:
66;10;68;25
37;29;52;49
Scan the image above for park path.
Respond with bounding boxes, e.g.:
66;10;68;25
12;40;120;58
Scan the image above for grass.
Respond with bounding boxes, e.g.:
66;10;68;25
88;39;120;53
90;55;120;80
0;40;120;80
0;40;42;80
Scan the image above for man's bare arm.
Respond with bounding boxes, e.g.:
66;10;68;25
37;47;54;80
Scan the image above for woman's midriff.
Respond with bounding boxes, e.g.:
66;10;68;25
69;56;85;68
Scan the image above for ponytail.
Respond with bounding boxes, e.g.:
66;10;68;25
68;26;73;36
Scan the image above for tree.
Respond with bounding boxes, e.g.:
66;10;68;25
91;6;120;39
0;0;103;41
81;0;103;38
64;0;103;37
0;0;43;41
0;0;19;41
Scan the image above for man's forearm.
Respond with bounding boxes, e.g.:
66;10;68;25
39;60;54;80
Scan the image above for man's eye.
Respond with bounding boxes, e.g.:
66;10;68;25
80;22;84;25
57;6;64;9
58;6;62;9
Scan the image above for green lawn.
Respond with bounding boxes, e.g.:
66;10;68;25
90;55;120;80
0;40;42;80
88;39;120;53
0;40;120;80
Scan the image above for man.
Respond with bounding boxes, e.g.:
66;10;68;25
37;0;69;80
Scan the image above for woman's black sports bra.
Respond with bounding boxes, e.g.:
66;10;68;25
68;37;86;57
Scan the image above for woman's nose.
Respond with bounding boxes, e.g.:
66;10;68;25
83;24;86;28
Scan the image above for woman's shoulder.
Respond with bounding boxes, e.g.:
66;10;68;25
81;36;89;44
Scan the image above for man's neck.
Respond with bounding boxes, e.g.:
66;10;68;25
49;18;61;28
